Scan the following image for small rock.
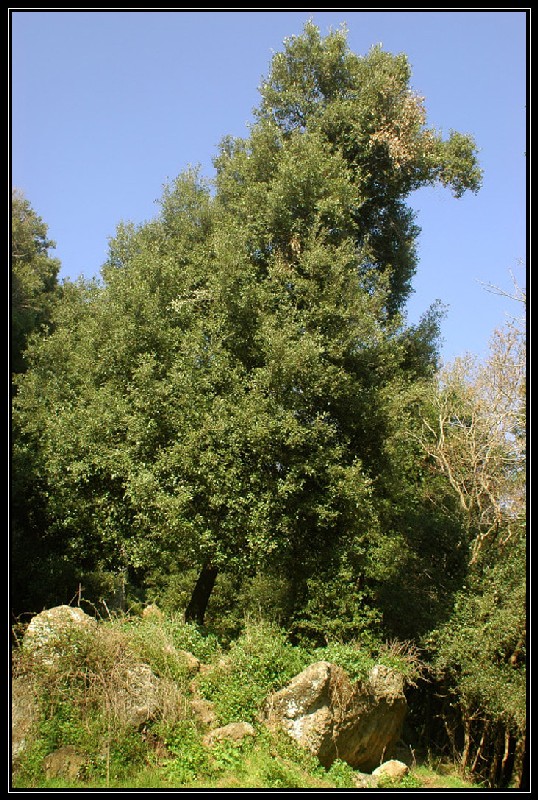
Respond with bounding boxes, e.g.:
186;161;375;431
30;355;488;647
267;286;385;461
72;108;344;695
372;759;410;783
352;771;377;788
190;696;218;729
42;745;85;781
202;722;256;747
142;604;164;621
177;648;201;673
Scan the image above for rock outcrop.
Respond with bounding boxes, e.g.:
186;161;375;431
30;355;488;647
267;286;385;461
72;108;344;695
114;662;162;728
11;675;39;764
13;605;411;785
13;606;99;766
13;605;164;766
262;660;407;771
42;746;86;781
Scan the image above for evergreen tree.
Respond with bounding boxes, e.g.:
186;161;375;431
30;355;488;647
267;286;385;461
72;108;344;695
11;190;64;614
11;189;60;375
13;23;482;629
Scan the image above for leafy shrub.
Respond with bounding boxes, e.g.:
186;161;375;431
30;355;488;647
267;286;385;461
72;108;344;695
197;618;309;724
325;758;356;788
309;637;426;686
376;639;427;686
377;771;422;789
231;729;327;790
291;572;383;646
161;720;213;786
311;640;376;682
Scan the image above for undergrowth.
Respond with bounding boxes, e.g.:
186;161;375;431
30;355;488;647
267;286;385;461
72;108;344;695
11;610;474;790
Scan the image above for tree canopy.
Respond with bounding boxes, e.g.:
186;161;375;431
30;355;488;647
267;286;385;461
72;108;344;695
12;22;483;629
12;22;527;788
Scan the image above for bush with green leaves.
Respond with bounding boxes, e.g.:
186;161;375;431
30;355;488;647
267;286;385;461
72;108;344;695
160;719;213;786
311;640;376;682
377;771;422;789
197;618;309;725
309;637;426;687
325;758;357;788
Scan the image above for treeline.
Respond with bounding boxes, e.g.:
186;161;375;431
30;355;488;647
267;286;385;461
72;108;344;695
11;23;526;788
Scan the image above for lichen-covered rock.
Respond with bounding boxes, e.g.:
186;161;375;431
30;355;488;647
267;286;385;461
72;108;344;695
11;675;39;764
343;665;407;772
20;606;162;730
116;663;161;728
262;660;407;771
262;661;343;767
190;695;218;729
22;605;97;664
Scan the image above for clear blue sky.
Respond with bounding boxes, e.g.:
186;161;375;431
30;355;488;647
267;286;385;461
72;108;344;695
11;9;527;363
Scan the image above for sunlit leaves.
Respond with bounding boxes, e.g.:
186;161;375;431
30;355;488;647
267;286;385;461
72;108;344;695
11;189;61;375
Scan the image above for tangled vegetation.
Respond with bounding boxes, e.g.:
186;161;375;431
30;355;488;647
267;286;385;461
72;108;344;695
13;612;476;790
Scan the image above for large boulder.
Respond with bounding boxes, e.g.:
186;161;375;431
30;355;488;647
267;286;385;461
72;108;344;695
262;661;406;771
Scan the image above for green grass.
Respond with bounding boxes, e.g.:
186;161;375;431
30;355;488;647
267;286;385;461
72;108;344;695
13;744;481;790
412;762;481;790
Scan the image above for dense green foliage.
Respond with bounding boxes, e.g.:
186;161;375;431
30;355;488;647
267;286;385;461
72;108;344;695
421;320;526;787
12;22;480;630
11;190;64;612
11;22;525;789
11;189;60;376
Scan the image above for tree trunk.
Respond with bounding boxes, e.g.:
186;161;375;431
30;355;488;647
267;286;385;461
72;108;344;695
515;736;528;790
461;714;472;771
505;731;527;789
471;720;489;774
500;728;513;788
184;563;218;626
488;725;503;787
